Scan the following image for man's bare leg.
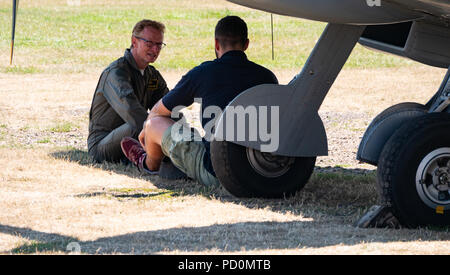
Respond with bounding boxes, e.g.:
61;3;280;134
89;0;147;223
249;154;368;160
142;116;175;171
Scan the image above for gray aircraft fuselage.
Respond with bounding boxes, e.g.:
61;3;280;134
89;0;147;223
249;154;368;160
216;0;450;157
228;0;450;25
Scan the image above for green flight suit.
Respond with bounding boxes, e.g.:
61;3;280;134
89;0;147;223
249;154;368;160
87;49;168;162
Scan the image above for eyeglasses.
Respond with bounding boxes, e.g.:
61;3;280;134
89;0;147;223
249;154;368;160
134;35;166;50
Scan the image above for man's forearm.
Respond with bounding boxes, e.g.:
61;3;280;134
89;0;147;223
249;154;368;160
146;111;169;121
144;99;172;127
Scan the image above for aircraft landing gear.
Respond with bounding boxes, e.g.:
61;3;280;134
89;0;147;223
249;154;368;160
357;67;450;228
377;113;450;227
210;140;316;198
211;24;365;198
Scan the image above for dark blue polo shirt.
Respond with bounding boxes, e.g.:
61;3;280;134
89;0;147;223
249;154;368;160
162;50;278;176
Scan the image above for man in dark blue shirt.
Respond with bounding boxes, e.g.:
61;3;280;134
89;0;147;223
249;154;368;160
121;16;278;186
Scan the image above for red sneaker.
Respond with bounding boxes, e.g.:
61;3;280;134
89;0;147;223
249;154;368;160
120;137;147;172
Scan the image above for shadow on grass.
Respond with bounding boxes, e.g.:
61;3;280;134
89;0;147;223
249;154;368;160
49;148;380;216
2;221;449;254
12;148;443;254
49;148;224;198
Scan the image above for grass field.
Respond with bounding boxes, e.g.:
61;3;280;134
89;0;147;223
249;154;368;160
0;0;414;74
0;0;449;255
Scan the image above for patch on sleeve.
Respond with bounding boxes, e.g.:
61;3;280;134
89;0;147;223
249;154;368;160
148;78;158;90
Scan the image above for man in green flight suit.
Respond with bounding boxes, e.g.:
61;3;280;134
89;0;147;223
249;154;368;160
87;19;169;163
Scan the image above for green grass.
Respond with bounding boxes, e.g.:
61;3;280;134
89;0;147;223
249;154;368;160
48;122;77;133
12;239;78;254
18;125;30;131
0;65;43;74
0;124;6;140
302;171;378;208
0;0;412;74
37;138;51;144
109;187;181;201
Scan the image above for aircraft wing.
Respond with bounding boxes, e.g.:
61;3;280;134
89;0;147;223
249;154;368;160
228;0;450;25
228;0;450;68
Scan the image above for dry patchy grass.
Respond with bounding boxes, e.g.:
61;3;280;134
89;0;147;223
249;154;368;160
0;65;449;255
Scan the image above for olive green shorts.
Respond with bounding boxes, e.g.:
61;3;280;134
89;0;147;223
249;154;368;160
161;124;220;187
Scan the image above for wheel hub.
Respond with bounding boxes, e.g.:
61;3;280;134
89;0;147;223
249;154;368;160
246;148;295;178
434;168;450;191
416;148;450;210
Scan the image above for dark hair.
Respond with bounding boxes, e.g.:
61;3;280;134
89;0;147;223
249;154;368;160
215;16;248;48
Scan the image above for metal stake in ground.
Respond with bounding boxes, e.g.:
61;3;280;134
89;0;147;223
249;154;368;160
10;0;19;65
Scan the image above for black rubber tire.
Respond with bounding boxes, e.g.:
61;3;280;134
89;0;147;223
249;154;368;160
377;113;450;228
210;140;316;198
357;102;427;166
367;102;427;125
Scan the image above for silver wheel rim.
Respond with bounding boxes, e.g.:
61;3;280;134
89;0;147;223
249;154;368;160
416;148;450;210
246;147;295;178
